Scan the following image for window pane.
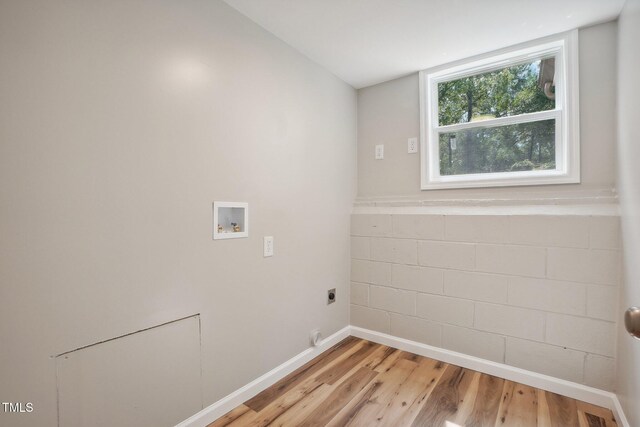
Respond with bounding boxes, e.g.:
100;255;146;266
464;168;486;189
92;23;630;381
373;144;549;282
438;57;556;126
438;119;556;176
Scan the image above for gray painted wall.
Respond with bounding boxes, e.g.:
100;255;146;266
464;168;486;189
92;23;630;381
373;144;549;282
0;1;356;425
616;0;640;424
356;22;618;202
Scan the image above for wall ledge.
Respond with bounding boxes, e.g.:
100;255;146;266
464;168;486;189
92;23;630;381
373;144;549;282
352;203;620;216
354;186;619;214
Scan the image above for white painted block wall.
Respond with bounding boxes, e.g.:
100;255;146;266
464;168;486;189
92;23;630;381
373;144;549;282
350;213;620;390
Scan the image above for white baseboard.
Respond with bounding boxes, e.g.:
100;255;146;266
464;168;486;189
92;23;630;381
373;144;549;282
174;326;351;427
350;327;630;427
611;394;631;427
175;325;629;427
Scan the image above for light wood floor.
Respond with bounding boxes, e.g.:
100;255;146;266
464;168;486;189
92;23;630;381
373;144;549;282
209;337;618;427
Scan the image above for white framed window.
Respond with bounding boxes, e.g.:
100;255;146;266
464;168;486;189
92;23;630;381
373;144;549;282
419;30;579;190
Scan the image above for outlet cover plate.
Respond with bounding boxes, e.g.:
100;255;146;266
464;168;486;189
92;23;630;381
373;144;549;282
375;144;384;160
263;236;274;257
327;288;336;304
408;137;418;153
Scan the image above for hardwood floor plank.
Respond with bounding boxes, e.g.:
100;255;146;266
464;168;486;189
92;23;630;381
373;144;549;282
578;412;608;427
400;351;423;363
314;340;380;385
207;338;619;427
494;381;538;427
374;356;449;427
410;364;476;426
457;373;505;427
373;348;404;373
207;405;254;427
545;390;579;427
576;401;618;427
223;405;260;427
299;367;379;427
267;383;333;427
323;354;422;427
537;389;553;427
243;342;381;427
451;371;482;423
324;375;385;427
341;358;420;427
360;345;398;371
392;359;448;427
244;379;325;427
244;336;361;412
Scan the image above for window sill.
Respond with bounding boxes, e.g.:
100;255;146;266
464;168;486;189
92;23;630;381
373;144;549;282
421;170;580;191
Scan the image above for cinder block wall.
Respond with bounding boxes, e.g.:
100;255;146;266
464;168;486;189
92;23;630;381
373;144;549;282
350;213;620;390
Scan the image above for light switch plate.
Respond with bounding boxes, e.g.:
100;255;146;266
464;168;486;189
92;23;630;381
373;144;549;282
263;236;274;257
408;137;418;153
375;144;384;160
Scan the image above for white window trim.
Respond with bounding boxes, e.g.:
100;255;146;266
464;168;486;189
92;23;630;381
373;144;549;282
419;30;580;190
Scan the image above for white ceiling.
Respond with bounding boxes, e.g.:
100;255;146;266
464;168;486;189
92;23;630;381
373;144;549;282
223;0;625;89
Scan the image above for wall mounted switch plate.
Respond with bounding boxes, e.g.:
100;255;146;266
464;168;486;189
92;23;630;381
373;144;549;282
263;236;274;257
375;144;384;160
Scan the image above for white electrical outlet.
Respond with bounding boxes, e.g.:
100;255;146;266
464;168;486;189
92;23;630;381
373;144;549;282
263;236;274;257
375;144;384;160
408;137;418;153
